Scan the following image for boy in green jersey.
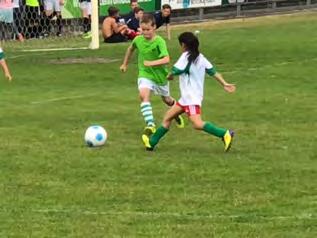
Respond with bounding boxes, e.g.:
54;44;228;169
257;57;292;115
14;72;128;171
120;14;184;137
0;47;12;81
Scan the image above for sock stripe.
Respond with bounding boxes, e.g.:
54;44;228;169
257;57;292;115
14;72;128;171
145;115;154;121
141;103;151;108
143;112;153;117
141;107;152;113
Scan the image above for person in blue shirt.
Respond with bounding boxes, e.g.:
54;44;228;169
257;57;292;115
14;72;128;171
127;7;144;33
153;4;172;40
124;0;138;25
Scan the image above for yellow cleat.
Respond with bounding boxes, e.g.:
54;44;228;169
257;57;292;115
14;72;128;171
175;115;185;128
142;134;153;151
143;126;156;136
223;130;234;152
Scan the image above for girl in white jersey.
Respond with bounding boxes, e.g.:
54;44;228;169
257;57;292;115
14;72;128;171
0;48;12;81
142;32;236;152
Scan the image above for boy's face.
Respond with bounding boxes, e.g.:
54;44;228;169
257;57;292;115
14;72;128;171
141;22;155;39
162;8;171;17
135;10;144;20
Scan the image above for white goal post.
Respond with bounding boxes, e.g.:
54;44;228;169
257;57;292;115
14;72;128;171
90;0;99;50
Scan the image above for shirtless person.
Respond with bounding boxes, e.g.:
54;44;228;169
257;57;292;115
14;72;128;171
102;6;128;43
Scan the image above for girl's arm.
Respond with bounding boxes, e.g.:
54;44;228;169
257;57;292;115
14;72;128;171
0;59;12;81
213;72;236;93
120;45;135;72
143;56;170;67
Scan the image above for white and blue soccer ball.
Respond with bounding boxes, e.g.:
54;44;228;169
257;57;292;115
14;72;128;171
84;125;107;147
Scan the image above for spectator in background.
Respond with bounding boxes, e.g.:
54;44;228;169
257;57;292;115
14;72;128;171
43;0;64;37
12;0;24;41
127;7;143;33
79;0;91;38
25;0;41;38
124;0;138;25
0;0;13;40
153;4;172;40
102;6;128;43
0;47;12;81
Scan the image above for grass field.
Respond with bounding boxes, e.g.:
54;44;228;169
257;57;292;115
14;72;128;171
0;11;316;237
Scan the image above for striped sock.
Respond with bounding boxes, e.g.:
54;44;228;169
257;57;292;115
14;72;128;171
140;102;155;127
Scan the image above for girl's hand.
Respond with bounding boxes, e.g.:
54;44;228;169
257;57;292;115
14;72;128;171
5;73;12;81
143;61;152;67
120;64;127;72
224;83;236;93
166;73;174;81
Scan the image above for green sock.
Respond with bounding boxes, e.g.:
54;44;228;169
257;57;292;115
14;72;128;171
150;126;169;147
203;122;226;138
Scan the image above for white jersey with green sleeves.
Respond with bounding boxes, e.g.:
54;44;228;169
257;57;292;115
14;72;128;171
0;48;4;60
132;35;169;86
172;52;217;106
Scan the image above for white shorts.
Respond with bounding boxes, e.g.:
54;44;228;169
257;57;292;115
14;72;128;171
80;2;92;16
138;78;170;97
44;0;62;12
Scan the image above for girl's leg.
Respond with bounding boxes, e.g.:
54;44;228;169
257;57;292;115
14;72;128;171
188;115;234;151
143;104;184;150
188;115;226;137
161;96;185;128
161;95;175;106
139;87;155;127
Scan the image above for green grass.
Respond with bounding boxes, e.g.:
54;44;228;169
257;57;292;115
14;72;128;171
0;12;316;237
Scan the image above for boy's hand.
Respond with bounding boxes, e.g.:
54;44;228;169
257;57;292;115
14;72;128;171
224;83;236;93
120;64;127;72
166;73;174;81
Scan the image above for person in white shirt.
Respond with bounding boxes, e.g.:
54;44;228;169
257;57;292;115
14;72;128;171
142;32;236;152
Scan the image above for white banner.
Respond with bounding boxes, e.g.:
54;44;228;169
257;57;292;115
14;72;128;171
162;0;222;10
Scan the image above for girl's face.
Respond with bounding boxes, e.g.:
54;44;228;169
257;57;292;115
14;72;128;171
141;22;155;39
180;43;187;52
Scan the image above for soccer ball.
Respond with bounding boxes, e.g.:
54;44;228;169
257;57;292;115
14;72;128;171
84;125;107;147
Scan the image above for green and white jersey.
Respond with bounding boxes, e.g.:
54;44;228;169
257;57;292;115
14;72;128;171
172;52;216;106
132;35;169;86
0;48;4;60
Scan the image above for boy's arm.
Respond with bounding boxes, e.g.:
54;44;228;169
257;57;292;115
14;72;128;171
144;38;170;67
144;56;170;67
0;59;12;81
120;45;135;72
112;20;127;34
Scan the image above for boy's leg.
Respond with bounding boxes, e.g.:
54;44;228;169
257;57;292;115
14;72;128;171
161;96;185;128
143;104;184;150
139;87;155;128
188;114;234;152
